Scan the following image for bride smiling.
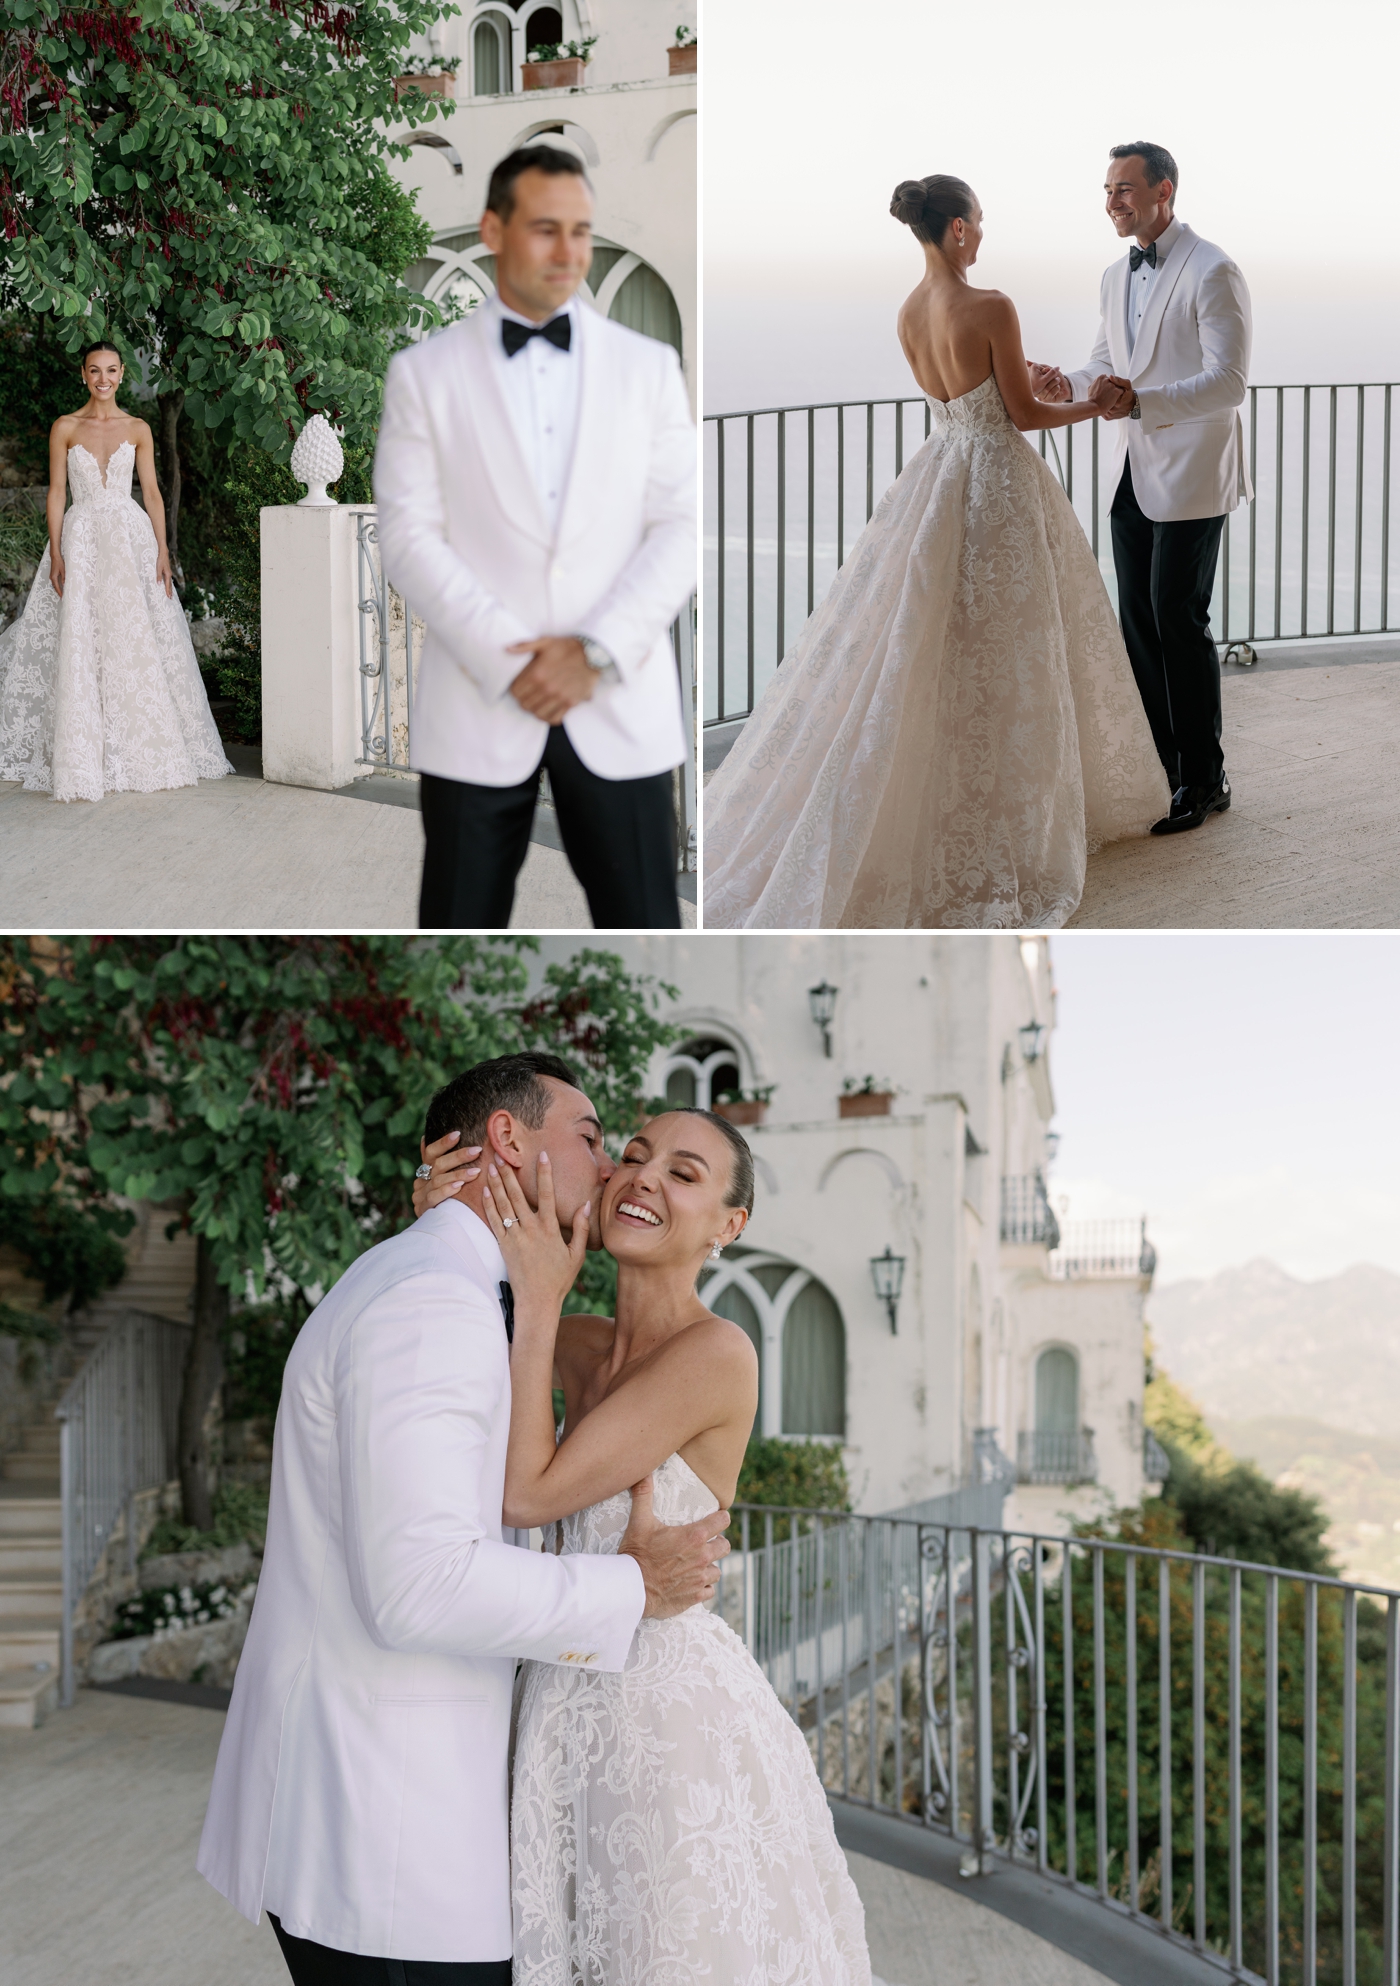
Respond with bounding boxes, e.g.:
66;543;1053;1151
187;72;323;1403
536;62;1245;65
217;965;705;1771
0;339;231;802
415;1107;872;1984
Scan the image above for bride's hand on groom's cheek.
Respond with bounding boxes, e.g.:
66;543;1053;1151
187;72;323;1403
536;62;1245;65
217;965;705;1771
481;1151;590;1316
412;1130;484;1218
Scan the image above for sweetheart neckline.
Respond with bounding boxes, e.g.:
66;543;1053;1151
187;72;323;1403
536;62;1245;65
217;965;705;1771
67;438;135;489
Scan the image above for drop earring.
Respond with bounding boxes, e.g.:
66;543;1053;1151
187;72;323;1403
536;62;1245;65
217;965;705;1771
710;1240;723;1260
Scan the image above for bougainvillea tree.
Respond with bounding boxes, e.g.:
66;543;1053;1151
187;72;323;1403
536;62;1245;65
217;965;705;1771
0;937;679;1525
0;0;448;560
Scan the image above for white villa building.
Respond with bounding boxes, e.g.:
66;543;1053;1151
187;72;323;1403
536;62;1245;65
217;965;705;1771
536;934;1166;1532
388;0;696;403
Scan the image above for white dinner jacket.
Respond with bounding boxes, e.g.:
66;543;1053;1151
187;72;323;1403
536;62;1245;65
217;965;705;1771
196;1201;645;1963
1066;224;1254;523
374;303;696;786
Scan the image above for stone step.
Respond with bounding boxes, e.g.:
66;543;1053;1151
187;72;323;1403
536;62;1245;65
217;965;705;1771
0;1497;62;1537
0;1664;59;1730
18;1425;60;1456
0;1576;62;1623
0;1541;62;1576
0;1620;61;1667
0;1455;61;1484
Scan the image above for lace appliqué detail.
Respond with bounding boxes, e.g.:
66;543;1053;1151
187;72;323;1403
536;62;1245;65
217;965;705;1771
0;441;232;803
704;375;1171;928
511;1452;872;1985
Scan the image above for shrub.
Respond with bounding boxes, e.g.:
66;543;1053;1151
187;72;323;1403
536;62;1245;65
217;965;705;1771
110;1578;251;1641
142;1481;269;1560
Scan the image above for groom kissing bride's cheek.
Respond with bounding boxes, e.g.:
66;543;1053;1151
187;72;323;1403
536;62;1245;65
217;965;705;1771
197;1052;875;1984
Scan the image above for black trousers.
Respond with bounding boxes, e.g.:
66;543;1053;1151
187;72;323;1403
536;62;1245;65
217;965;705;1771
269;1914;511;1986
418;725;680;930
1109;457;1227;792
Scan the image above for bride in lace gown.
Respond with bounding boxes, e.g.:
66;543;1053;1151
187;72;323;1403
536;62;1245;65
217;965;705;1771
467;1109;872;1986
0;341;231;803
704;175;1170;929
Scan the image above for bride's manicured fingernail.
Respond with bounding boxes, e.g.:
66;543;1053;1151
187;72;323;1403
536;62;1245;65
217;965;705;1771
540;1151;550;1166
488;1162;498;1176
465;1145;482;1156
463;1167;479;1179
446;1130;461;1145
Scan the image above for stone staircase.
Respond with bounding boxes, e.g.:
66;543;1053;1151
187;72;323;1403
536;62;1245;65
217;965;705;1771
0;1208;195;1729
0;1420;61;1728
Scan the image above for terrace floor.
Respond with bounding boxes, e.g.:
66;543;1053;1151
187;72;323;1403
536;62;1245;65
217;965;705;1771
703;636;1400;930
0;1688;1112;1986
1068;636;1400;929
0;758;696;932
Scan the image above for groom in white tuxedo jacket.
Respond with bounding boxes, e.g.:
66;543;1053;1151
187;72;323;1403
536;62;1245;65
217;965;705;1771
375;146;696;929
1037;142;1252;835
197;1053;729;1984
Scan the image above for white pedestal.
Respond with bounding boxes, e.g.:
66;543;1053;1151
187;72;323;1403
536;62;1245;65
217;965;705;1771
260;504;372;792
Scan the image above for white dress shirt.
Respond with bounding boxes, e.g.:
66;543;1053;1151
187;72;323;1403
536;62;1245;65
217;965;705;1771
487;294;580;541
1125;216;1183;356
446;1197;508;1291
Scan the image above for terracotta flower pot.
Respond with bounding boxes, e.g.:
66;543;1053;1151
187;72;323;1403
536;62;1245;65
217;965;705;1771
394;73;455;101
713;1099;766;1127
523;56;586;90
838;1092;894;1119
668;43;698;75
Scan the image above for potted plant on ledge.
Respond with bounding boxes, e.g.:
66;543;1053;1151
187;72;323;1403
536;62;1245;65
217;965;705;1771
522;35;597;91
669;24;697;75
839;1076;896;1119
393;52;461;101
713;1085;774;1128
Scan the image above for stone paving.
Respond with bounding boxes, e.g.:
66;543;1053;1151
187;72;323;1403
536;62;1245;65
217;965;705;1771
0;1689;1110;1986
0;768;695;932
1069;638;1400;929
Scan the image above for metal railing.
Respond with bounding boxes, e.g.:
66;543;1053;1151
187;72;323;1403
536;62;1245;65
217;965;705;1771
1000;1172;1061;1250
1050;1217;1157;1281
723;1505;1400;1985
55;1310;187;1707
704;382;1400;727
1017;1429;1098;1484
354;512;698;873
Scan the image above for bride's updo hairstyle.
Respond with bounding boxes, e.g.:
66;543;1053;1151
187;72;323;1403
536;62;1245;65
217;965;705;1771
890;175;976;248
80;340;122;364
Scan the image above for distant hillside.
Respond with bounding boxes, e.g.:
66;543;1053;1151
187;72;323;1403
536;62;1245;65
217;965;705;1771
1147;1260;1400;1436
1146;1260;1400;1586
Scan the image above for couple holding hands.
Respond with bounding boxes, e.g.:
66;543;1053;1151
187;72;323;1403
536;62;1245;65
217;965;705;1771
706;140;1252;930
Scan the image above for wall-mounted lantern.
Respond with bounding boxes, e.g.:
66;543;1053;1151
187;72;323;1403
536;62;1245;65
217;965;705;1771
1018;1021;1047;1063
869;1245;906;1334
808;980;838;1058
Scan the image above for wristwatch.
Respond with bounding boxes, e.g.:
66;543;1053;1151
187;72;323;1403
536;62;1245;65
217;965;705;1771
573;634;614;673
1129;394;1142;421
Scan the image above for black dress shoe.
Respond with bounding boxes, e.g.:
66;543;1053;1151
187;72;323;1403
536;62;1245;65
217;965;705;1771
1150;776;1231;835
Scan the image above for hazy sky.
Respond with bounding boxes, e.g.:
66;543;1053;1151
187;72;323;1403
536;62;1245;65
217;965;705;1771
704;0;1400;411
1046;935;1400;1288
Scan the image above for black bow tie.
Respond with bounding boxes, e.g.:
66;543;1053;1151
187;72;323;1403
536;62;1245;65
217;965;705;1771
501;314;572;358
499;1281;514;1345
1129;242;1158;272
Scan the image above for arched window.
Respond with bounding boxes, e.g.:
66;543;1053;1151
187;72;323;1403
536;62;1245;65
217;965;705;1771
699;1249;846;1441
781;1279;845;1437
473;14;513;95
663;1035;741;1111
608;261;683;355
524;5;563;54
1035;1347;1079;1434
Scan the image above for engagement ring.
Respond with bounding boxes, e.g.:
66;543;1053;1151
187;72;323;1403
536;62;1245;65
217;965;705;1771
414;1163;433;1179
502;1217;515;1229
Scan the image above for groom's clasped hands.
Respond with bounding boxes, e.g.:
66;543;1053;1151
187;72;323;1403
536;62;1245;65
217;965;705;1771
481;1149;733;1623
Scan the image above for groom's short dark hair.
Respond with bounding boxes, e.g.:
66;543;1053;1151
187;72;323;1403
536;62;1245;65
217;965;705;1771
1109;142;1178;208
485;145;591;223
425;1052;584;1147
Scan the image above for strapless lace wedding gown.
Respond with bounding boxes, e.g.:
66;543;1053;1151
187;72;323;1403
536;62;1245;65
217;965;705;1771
0;440;231;802
511;1451;872;1985
704;374;1171;928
